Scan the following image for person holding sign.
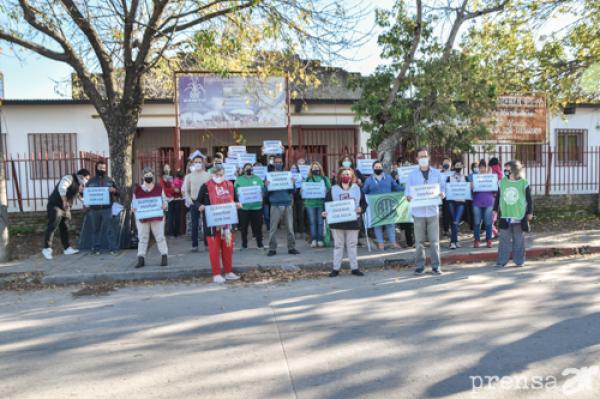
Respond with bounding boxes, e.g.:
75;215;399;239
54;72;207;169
265;155;299;257
292;158;307;240
85;160;121;255
302;161;331;248
468;161;496;248
323;168;366;277
132;167;168;268
184;153;210;252
234;163;265;249
446;161;467;250
41;169;90;260
197;165;242;284
405;148;446;275
363;161;401;250
494;160;533;268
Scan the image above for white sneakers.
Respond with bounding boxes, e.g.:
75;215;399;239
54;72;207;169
41;248;53;260
64;247;80;255
450;243;457;250
311;240;317;248
317;241;325;248
213;273;240;284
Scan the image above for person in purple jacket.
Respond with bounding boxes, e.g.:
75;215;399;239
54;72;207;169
469;161;495;248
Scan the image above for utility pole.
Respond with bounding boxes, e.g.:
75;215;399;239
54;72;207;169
0;71;9;261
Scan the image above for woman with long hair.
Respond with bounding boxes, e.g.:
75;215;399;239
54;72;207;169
302;161;331;247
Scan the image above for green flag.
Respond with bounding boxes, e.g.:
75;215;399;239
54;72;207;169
365;192;412;227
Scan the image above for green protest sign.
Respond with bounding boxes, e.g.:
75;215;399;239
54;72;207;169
365;192;412;227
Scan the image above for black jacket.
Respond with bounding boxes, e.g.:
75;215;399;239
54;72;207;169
324;187;367;230
493;178;533;232
48;173;81;208
86;174;120;209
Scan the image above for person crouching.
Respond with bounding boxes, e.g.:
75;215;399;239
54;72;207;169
132;167;168;268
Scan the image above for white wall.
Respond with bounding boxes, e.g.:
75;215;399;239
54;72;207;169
549;108;600;146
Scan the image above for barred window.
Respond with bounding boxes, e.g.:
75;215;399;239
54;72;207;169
28;133;78;179
557;129;586;166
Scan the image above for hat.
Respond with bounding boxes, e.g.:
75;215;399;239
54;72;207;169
189;149;206;160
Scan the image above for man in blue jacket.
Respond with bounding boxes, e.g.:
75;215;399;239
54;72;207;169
265;155;300;256
363;160;401;249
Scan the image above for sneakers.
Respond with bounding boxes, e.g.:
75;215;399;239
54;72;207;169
329;270;339;277
486;240;493;248
110;250;120;256
377;243;385;250
267;250;276;256
136;256;145;268
311;240;317;248
455;241;461;248
160;254;168;267
213;275;226;284
41;248;53;260
351;269;364;276
473;240;480;248
432;268;443;275
414;269;425;276
449;243;457;250
225;272;240;280
288;249;300;255
191;246;199;253
317;241;324;248
64;247;79;255
91;249;101;256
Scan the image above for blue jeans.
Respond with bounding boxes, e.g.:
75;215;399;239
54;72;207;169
306;206;324;241
473;205;493;241
374;224;396;245
263;204;270;230
448;202;465;244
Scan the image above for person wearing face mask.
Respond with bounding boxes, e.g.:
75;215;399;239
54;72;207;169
363;160;401;250
292;158;307;240
440;157;453;238
132;167;168;268
494;160;533;268
339;156;365;187
41;168;91;260
447;161;466;249
160;164;176;236
468;160;495;248
197;165;242;284
234;163;265;249
323;168;367;277
184;154;210;252
85;160;121;255
302;161;331;247
405;147;446;275
264;155;299;256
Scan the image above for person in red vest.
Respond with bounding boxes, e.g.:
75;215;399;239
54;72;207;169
132;167;168;268
197;164;242;284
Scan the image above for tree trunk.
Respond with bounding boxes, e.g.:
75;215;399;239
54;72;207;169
0;109;9;261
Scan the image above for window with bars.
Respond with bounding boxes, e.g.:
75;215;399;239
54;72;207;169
515;144;544;167
28;133;78;179
557;129;587;166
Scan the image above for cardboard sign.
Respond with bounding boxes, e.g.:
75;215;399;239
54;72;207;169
237;185;263;205
204;203;238;227
356;159;376;175
325;200;357;224
263;140;283;154
446;182;472;201
397;165;418;184
133;196;164;221
409;184;442;208
473;174;499;192
223;163;237;180
83;187;110;206
266;171;293;191
301;181;326;199
253;166;267;180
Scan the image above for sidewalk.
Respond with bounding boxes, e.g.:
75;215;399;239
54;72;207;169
2;229;600;286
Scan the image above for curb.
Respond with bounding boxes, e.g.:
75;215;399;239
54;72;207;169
39;245;600;286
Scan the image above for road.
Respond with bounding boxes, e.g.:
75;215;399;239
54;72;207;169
1;257;600;399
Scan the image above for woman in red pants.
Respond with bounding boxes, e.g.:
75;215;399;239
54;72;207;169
197;165;242;284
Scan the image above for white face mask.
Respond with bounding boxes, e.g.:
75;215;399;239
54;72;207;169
212;176;224;184
191;163;203;172
418;157;429;168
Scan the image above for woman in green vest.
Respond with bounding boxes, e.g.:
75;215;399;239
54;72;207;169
493;160;533;267
234;163;266;249
302;161;332;247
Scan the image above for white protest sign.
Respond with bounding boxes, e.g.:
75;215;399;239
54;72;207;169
445;182;472;201
291;171;302;189
133;196;164;221
356;159;376;175
263;140;283;154
473;173;499;192
298;165;310;179
228;145;247;158
237;185;263;205
236;153;256;167
266;171;293;191
225;157;238;164
253;166;267;180
204;202;238;227
409;184;442;208
301;181;326;199
223;163;237;180
325;200;357;224
397;165;418;184
83;187;110;206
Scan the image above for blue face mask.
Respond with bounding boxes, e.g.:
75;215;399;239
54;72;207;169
274;163;284;171
342;161;352;168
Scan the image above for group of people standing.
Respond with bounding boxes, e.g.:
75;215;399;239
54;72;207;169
42;146;533;282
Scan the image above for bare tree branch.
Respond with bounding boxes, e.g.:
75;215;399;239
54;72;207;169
0;30;68;61
159;1;257;34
